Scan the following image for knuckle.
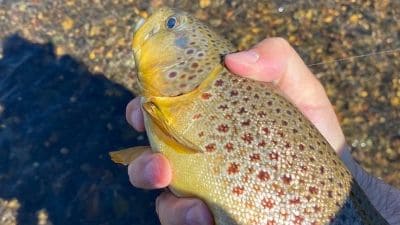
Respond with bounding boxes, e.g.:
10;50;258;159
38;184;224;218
269;37;291;50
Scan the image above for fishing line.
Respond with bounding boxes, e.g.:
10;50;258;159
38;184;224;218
307;48;400;67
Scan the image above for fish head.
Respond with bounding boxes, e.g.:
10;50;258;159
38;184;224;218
132;7;234;97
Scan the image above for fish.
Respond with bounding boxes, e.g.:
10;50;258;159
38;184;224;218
110;7;390;225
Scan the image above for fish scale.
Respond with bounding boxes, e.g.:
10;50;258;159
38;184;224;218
110;7;389;225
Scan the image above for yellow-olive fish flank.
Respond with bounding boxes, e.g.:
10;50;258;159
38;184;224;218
110;7;389;225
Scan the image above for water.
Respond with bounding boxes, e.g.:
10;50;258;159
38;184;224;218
0;35;159;225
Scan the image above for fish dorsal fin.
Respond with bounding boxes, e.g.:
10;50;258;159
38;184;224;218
142;101;200;154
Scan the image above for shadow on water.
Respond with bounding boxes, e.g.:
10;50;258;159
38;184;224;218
0;35;160;225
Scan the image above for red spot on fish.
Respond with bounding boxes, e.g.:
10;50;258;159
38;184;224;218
224;114;233;120
281;175;292;185
249;153;260;162
241;133;254;144
227;162;239;174
261;198;275;209
319;166;325;174
257;170;270;181
230;90;238;96
238;107;247;114
266;220;277;225
257;111;266;117
215;79;224;87
168;71;177;78
241;119;250;126
205;143;216;152
262;127;270;135
299;143;305;151
309;186;319;195
289;197;301;204
193;113;202;120
217;124;229;132
224;142;234;152
269;152;279;160
218;104;228;110
294;215;305;225
201;92;212;100
232;186;244;195
258;140;266;147
284;142;291;148
314;205;322;212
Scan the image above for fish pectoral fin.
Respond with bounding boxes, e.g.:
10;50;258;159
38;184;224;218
109;146;150;165
142;101;173;141
143;101;201;154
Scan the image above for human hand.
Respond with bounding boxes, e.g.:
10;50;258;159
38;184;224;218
125;38;350;225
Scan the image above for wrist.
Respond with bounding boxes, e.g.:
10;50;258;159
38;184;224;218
339;145;400;224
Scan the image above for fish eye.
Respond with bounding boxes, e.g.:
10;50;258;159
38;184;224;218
166;16;177;29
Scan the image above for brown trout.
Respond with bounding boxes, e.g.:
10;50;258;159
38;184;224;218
110;7;389;225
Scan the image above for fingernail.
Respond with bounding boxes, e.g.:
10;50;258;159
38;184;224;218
143;157;157;184
228;50;259;64
186;203;211;225
130;108;141;127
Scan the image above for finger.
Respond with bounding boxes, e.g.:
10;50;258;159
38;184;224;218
225;38;325;107
225;38;345;154
126;97;145;132
156;191;214;225
128;151;172;189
